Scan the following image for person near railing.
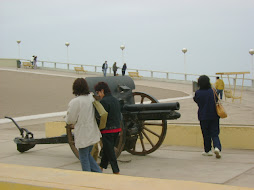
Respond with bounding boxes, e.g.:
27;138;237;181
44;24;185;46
30;55;34;65
33;56;37;69
102;61;108;77
215;77;224;99
122;63;127;76
113;62;119;76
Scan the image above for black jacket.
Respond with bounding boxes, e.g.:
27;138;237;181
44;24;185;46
100;93;121;130
193;88;219;121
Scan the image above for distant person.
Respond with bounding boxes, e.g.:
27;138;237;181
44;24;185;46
113;62;118;76
65;78;102;172
33;56;37;69
215;77;224;100
30;55;34;66
122;63;127;76
193;75;222;159
102;61;108;77
94;82;122;174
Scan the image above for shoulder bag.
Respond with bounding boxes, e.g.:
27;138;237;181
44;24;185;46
93;99;108;130
213;88;227;119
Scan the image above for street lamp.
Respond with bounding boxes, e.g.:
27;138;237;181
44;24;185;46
17;40;21;59
182;48;187;80
65;42;70;63
120;45;125;65
249;49;254;79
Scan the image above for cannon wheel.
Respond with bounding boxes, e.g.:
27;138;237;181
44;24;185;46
125;92;167;156
66;122;126;159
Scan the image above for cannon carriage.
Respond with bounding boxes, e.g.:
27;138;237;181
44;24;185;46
6;76;180;158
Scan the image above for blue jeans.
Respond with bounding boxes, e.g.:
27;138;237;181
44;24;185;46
200;119;222;152
79;145;102;173
103;69;107;77
216;89;223;99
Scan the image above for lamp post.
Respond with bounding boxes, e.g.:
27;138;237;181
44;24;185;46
120;45;125;65
249;49;254;79
182;48;187;80
65;42;70;63
17;40;21;59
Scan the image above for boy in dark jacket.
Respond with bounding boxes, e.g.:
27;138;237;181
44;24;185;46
94;82;122;174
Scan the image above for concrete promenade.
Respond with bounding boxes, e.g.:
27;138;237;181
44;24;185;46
0;66;254;189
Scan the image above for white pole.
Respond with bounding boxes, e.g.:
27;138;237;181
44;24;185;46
17;40;21;59
182;48;187;80
67;47;69;63
65;42;70;63
184;53;186;74
18;44;20;58
249;49;254;79
120;45;125;65
252;55;254;79
122;50;124;64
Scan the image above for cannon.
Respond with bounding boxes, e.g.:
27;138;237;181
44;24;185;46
6;76;180;158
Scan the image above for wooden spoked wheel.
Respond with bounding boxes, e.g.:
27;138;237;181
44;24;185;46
66;125;79;159
66;122;126;159
125;92;167;156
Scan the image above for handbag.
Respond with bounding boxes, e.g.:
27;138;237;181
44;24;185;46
93;99;108;130
213;88;227;118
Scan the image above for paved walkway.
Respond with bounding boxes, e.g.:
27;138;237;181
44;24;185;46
1;67;254;126
0;67;254;189
1;123;254;188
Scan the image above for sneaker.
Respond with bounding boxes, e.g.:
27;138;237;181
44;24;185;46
214;147;221;159
202;151;213;156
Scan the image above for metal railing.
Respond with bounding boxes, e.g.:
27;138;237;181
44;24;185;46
20;59;254;88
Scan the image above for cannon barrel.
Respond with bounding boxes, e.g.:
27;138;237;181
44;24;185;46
123;102;181;120
123;102;180;112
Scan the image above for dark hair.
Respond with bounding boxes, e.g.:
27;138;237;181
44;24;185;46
94;82;111;94
72;78;90;96
198;75;211;90
216;77;219;79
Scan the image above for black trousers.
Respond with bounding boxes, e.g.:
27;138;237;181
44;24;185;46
100;133;119;173
200;119;222;152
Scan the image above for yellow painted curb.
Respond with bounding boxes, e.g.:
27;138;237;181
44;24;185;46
45;122;66;137
45;122;254;150
0;163;253;190
164;124;254;150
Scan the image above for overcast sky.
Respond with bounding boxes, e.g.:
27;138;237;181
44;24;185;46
1;0;254;76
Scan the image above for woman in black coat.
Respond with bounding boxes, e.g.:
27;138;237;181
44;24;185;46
193;75;221;158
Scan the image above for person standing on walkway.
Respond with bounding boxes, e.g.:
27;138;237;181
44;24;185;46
30;55;34;66
193;75;222;159
65;78;102;172
102;61;108;77
94;82;122;174
215;77;224;100
113;62;118;76
122;63;127;76
33;56;37;69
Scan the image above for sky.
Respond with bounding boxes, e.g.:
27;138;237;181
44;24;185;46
1;0;254;77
